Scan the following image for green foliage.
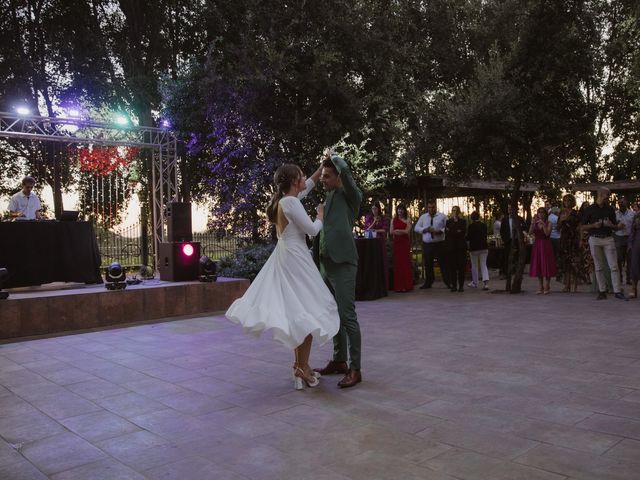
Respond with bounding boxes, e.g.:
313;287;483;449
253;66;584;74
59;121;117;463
217;243;275;281
1;0;640;240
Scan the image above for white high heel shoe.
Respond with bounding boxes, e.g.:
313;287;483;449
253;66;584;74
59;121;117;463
293;367;319;390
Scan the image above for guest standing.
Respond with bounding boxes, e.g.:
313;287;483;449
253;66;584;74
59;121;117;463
445;206;467;292
615;197;635;286
390;204;414;292
557;194;583;293
529;207;557;294
492;210;502;238
548;206;561;278
364;202;389;238
582;187;627;300
467;211;489;290
627;211;640;298
578;201;595;285
500;204;525;277
414;200;449;289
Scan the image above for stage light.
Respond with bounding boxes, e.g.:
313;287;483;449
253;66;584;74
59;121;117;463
67;109;81;117
0;268;9;300
161;119;171;129
105;262;127;290
139;265;155;279
198;255;218;282
15;106;30;116
115;115;129;126
182;244;194;257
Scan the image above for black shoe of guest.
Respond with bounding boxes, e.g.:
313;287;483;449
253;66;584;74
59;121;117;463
596;292;607;300
420;283;431;289
450;287;458;292
614;292;628;301
458;288;464;292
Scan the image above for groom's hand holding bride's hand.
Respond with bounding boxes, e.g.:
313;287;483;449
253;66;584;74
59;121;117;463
316;204;324;221
322;148;335;162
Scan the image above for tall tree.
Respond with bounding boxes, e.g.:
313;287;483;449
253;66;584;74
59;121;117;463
440;0;599;292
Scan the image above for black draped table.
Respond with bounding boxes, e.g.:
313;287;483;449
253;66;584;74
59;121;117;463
355;237;388;301
0;221;102;288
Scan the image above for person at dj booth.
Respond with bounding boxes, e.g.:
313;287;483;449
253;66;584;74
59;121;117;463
8;176;42;220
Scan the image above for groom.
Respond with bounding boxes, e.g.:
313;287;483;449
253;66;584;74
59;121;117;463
313;151;363;388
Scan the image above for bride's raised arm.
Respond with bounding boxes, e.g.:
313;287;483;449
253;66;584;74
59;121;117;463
282;197;322;237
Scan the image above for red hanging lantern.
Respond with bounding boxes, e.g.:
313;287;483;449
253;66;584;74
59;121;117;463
78;146;139;176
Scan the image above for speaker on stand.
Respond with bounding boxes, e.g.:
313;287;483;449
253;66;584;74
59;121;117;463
159;202;199;281
158;242;201;281
166;202;193;242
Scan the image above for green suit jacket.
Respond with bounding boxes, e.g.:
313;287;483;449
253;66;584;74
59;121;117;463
314;155;363;266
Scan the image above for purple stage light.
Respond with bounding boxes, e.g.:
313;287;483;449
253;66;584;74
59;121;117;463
15;106;30;116
161;119;171;128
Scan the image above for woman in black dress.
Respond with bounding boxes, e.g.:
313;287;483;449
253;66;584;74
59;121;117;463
445;206;467;292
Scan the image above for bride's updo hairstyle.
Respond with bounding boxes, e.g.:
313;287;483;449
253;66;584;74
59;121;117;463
266;163;302;223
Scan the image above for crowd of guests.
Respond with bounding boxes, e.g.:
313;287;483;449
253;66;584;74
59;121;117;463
362;187;640;299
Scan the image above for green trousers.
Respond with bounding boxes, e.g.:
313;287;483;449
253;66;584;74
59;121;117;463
320;257;361;370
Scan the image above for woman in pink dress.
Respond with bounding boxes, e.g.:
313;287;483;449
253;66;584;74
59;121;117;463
390;204;414;292
529;207;557;294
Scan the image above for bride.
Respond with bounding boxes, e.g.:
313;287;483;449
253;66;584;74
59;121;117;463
225;163;340;389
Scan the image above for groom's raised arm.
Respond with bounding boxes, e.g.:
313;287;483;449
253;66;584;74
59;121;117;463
331;154;362;211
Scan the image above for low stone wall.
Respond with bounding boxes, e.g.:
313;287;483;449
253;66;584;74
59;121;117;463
0;278;249;340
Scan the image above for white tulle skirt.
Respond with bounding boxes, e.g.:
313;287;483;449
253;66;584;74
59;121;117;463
225;238;340;350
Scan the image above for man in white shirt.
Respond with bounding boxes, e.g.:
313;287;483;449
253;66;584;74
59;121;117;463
8;176;42;220
548;206;561;277
414;200;449;289
615;196;635;285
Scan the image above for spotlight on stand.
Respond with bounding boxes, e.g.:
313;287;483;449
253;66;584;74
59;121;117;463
199;256;218;282
0;268;9;300
105;262;127;290
139;265;155;279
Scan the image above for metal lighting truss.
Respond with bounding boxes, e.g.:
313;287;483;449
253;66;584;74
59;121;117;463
0;111;178;266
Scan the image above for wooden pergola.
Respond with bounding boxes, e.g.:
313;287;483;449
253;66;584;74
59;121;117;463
384;175;539;202
570;180;640;198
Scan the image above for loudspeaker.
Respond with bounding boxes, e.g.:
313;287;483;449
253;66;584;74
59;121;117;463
166;202;193;242
158;242;201;281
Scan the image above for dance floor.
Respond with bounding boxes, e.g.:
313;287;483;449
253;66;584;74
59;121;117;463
1;275;639;479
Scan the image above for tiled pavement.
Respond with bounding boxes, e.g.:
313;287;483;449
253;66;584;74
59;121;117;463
1;277;639;479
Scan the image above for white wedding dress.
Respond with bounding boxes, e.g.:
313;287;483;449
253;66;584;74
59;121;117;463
225;189;339;349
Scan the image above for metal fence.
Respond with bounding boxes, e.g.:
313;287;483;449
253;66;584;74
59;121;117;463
96;223;243;269
193;232;244;261
96;222;146;268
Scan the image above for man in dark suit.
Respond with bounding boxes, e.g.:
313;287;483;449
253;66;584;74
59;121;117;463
500;204;524;276
313;151;364;388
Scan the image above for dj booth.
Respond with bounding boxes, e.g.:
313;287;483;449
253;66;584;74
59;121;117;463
0;221;102;288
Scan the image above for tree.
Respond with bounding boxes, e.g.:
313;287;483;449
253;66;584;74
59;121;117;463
440;0;600;292
0;0;117;214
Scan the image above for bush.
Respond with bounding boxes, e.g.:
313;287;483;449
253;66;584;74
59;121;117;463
217;242;275;281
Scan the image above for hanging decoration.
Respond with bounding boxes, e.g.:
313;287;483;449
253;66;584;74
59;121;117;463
78;145;139;176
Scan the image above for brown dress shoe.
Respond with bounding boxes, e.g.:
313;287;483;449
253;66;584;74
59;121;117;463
313;360;349;376
337;369;362;388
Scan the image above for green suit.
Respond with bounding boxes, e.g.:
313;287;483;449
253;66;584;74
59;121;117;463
315;155;363;370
